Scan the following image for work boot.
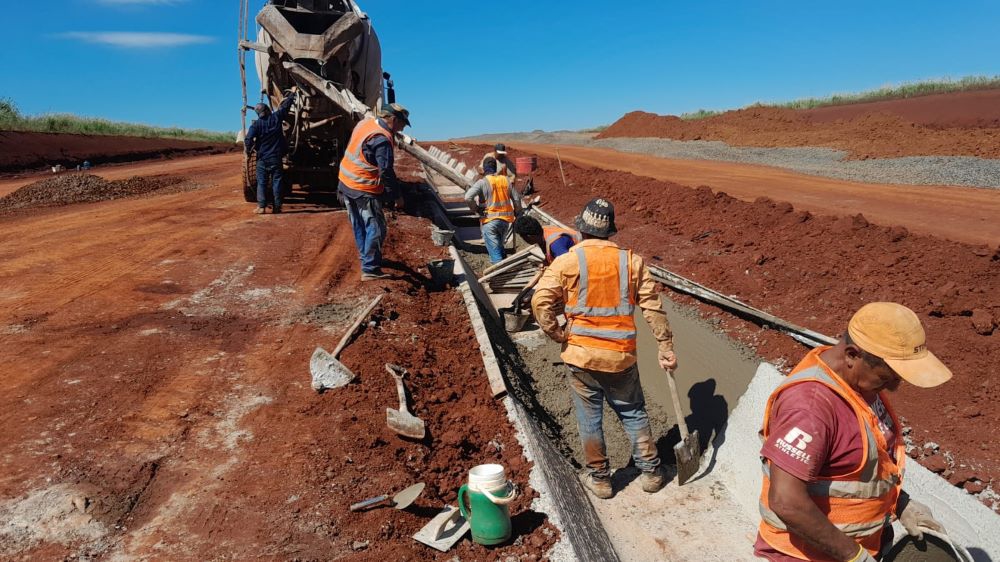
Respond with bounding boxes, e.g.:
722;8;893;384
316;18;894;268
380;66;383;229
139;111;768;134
640;465;669;493
272;206;282;214
361;269;390;281
583;474;613;499
254;206;266;215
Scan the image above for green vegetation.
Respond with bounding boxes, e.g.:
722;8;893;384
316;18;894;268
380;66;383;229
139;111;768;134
679;75;1000;120
680;109;722;120
0;97;234;143
774;75;1000;110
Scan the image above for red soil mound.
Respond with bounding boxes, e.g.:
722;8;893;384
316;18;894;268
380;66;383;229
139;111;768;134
0;130;234;174
462;143;1000;507
598;89;1000;160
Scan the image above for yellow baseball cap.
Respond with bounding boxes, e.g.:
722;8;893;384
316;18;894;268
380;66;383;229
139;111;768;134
847;302;952;388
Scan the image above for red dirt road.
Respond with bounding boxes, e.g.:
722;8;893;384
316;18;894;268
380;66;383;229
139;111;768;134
509;142;1000;247
0;154;554;559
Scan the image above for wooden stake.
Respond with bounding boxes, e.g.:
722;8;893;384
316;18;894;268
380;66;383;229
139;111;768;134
556;149;568;188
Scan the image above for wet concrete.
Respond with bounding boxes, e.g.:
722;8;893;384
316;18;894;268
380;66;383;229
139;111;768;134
511;294;761;474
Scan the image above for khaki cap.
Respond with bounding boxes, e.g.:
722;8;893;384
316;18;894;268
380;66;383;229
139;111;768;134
847;302;952;388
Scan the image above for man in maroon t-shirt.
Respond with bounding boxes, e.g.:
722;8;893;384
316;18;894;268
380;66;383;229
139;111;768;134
756;303;952;562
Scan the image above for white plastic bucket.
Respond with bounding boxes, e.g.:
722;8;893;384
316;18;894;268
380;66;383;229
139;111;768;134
467;464;518;505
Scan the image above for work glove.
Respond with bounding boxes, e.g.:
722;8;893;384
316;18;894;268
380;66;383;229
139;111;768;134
898;498;944;540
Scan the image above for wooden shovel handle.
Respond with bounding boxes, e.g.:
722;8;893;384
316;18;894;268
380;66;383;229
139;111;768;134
665;368;691;440
386;364;411;415
332;294;384;357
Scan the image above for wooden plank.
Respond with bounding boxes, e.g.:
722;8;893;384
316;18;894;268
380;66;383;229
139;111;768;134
449;246;506;398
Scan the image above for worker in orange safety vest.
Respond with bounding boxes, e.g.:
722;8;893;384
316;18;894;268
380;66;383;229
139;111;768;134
464;157;521;263
337;103;410;281
756;302;951;562
531;198;676;500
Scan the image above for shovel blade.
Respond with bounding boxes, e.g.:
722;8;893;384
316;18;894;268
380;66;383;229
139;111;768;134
310;347;356;392
386;407;426;439
674;429;702;485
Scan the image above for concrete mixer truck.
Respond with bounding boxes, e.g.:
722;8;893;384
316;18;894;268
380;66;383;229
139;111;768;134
237;0;388;203
238;0;475;204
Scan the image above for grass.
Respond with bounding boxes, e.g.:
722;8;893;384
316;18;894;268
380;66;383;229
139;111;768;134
0;97;234;143
679;75;1000;120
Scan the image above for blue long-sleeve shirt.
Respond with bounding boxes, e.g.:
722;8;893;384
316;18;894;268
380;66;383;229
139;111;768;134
338;118;400;200
244;95;295;161
547;234;575;260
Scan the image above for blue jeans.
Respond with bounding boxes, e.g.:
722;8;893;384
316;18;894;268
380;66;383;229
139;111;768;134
256;157;283;209
344;193;386;273
481;220;510;264
568;363;660;478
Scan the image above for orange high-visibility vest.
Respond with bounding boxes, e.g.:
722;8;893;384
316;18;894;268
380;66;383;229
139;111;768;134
542;226;581;263
481;175;515;225
758;347;905;561
338;118;392;194
564;244;637;353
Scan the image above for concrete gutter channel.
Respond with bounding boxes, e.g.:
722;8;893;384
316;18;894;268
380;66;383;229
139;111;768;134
417;146;1000;561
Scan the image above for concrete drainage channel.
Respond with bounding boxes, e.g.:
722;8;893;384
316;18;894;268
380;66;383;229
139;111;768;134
418;146;1000;561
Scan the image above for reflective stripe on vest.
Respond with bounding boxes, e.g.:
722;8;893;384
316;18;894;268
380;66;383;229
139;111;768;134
565;248;632;317
482;175;515;224
757;353;905;560
564;245;637;353
338;118;392;194
542;226;581;263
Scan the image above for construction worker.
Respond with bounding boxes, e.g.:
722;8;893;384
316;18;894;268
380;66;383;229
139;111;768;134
479;143;517;186
465;157;521;264
337;103;410;281
513;215;581;265
531;198;676;499
756;302;950;562
244;90;296;214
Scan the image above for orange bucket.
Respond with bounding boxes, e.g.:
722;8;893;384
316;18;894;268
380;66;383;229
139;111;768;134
515;156;537;175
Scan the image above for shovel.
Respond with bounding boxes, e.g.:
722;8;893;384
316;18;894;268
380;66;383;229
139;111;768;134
665;368;702;485
385;363;426;439
310;294;384;392
349;482;425;512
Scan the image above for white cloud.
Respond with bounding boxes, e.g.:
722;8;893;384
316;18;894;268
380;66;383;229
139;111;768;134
95;0;187;5
60;32;213;48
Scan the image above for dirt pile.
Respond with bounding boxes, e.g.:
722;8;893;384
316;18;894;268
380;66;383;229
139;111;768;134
0;131;234;174
598;89;1000;160
0;173;191;214
459;142;1000;509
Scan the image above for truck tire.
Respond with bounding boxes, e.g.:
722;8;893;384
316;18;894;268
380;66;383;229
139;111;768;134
242;151;257;202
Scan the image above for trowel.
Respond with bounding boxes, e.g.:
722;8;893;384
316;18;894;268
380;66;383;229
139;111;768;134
310;294;383;392
349;482;425;512
385;363;426;439
413;505;470;552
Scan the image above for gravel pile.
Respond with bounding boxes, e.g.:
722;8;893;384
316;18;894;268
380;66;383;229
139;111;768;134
464;132;1000;189
0;174;190;215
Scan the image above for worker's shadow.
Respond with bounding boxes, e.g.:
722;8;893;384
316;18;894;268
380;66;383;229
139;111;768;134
380;259;440;292
653;378;729;483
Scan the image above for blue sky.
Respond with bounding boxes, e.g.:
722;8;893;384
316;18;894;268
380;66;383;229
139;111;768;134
2;1;999;140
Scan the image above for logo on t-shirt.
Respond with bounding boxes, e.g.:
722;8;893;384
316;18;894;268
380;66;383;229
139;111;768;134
775;427;813;464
